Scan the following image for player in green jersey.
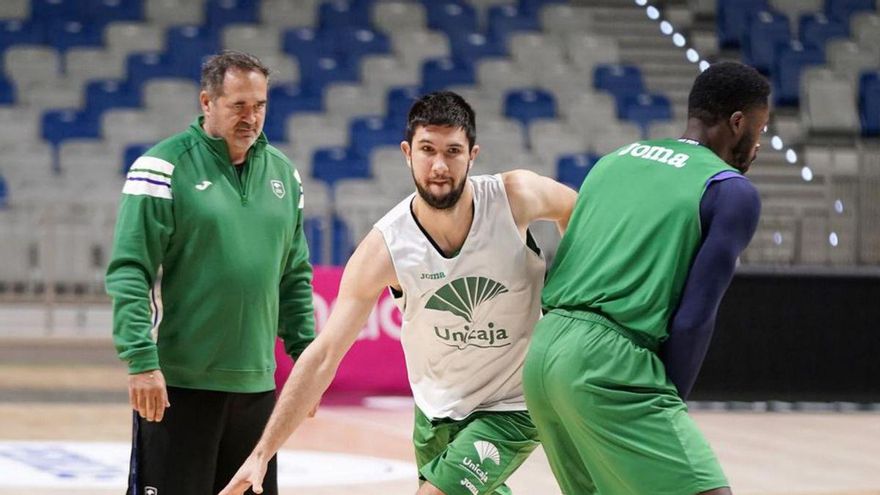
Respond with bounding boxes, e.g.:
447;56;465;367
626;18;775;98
523;62;770;494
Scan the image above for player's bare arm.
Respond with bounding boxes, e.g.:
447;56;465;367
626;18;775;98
218;229;397;495
502;169;577;235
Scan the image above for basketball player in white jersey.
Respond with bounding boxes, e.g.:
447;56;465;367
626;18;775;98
220;91;577;495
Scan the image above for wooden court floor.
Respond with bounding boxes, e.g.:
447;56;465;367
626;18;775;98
1;360;878;494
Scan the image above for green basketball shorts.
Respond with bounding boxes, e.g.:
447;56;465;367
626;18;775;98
523;309;729;495
413;406;540;495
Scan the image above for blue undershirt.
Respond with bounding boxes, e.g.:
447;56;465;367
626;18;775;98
660;173;761;399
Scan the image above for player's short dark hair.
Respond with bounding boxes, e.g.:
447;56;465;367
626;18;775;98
687;61;770;126
201;50;270;98
406;91;477;150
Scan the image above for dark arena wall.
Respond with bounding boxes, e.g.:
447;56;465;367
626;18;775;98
695;270;880;403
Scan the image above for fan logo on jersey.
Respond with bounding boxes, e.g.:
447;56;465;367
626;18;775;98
270;180;286;199
425;276;511;350
474;441;500;465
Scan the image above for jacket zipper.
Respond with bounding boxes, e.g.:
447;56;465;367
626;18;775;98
234;149;252;206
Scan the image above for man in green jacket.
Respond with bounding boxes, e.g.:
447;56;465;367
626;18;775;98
106;50;315;495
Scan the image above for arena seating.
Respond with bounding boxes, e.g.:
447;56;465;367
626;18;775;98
0;0;878;298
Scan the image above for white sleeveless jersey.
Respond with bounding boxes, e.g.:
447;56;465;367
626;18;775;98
374;174;545;420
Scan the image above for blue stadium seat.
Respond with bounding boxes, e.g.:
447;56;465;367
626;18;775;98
298;55;359;95
425;1;478;35
318;0;373;30
122;143;154;174
349;116;401;158
265;84;323;142
205;0;259;31
331;214;353;265
0;75;14;105
125;52;180;88
41;109;100;147
717;0;768;49
86;79;141;117
556;153;598;190
0;174;8;209
504;89;556;127
30;0;85;22
304;217;325;265
165;25;219;74
859;72;880;136
421;58;475;93
386;85;420;122
330;27;391;61
449;32;506;65
621;93;672;136
825;0;875;22
48;20;104;53
774;41;824;106
800;13;849;51
518;0;567;16
311;146;370;187
743;10;791;74
0;20;47;50
593;64;644;100
487;5;540;44
282;27;334;68
87;0;143;22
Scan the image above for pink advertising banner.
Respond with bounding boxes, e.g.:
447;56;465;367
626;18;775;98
274;266;410;395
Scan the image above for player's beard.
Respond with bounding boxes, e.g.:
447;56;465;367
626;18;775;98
412;170;468;210
731;127;758;174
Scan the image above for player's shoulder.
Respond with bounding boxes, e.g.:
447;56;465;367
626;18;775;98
263;143;301;178
500;169;562;209
709;171;759;199
706;173;761;222
143;130;198;171
374;194;414;232
499;169;541;196
264;143;292;164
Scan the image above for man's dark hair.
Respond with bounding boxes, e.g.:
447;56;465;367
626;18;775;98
405;91;477;149
687;61;770;126
201;50;270;98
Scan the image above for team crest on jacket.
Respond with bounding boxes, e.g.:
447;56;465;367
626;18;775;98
270;180;285;199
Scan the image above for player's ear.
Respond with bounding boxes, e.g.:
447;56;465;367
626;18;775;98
401;141;412;168
469;144;480;170
199;90;212;114
728;111;745;138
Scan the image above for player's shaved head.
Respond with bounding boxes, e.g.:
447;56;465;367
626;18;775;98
687;62;770;126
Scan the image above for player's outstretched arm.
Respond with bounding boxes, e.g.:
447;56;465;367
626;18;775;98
502;169;578;235
218;229;398;495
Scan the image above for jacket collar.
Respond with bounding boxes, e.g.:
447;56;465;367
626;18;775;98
188;116;268;164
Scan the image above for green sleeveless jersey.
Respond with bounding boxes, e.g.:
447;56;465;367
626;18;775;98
542;139;739;347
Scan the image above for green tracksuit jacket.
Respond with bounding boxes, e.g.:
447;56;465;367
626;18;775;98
106;117;315;393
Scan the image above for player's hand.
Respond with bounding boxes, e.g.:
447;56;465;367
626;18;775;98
308;400;319;418
128;370;170;422
217;452;269;495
